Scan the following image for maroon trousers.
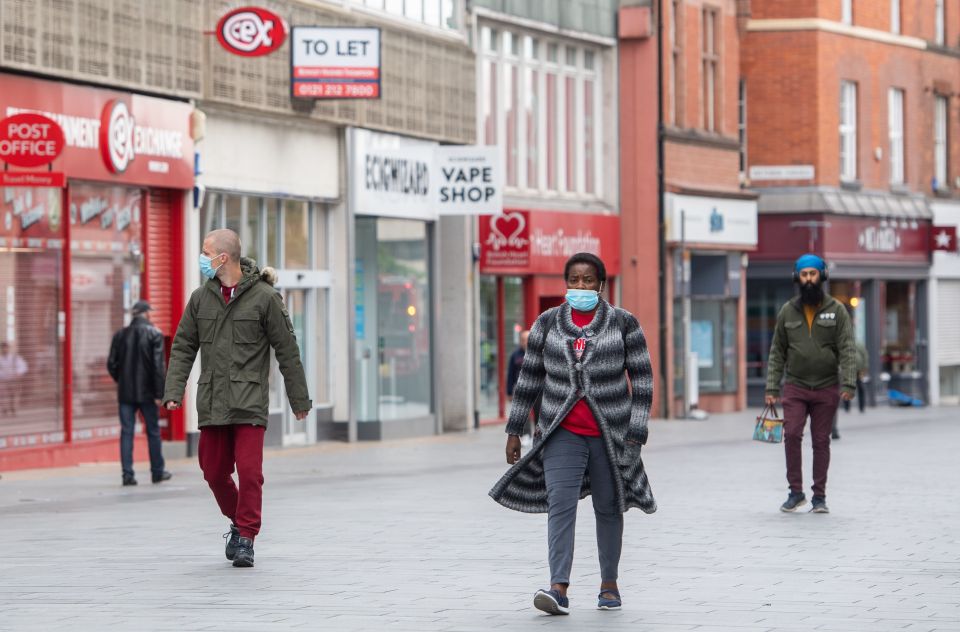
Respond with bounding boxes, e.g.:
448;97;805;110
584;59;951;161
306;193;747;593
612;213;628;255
198;424;266;540
781;383;840;497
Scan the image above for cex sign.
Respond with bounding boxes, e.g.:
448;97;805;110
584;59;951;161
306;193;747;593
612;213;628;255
215;6;287;57
0;73;193;188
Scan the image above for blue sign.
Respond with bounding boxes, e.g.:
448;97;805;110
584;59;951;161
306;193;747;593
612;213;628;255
709;207;724;233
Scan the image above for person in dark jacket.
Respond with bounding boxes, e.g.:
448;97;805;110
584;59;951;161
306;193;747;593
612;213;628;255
765;254;855;514
163;229;311;569
107;300;171;487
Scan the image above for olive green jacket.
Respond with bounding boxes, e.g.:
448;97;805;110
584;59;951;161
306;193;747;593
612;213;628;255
162;258;311;427
765;294;857;397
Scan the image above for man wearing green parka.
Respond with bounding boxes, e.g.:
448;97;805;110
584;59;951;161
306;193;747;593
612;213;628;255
765;254;855;515
163;229;311;568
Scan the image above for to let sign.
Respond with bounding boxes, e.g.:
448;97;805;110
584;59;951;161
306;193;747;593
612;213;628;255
0;113;65;168
291;27;381;99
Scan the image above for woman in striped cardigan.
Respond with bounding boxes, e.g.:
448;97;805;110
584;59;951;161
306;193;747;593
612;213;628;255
489;252;656;615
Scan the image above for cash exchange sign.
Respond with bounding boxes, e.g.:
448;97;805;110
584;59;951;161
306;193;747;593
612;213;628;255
291;27;381;99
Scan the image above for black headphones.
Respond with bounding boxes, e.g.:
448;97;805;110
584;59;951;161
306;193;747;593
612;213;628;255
793;262;829;283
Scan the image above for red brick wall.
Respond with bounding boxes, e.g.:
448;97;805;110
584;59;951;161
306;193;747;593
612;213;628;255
742;27;960;195
665;142;742;191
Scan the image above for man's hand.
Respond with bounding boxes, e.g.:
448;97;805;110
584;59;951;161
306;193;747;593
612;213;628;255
840;391;854;401
294;410;310;420
505;435;521;464
164;400;181;411
765;394;779;406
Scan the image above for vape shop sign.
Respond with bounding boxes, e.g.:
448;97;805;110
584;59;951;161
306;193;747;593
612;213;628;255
292;27;381;99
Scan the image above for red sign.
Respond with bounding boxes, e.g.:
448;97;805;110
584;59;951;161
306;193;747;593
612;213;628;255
216;7;287;57
480;209;621;276
0;74;193;188
0;172;65;187
754;214;931;264
932;225;958;252
0;113;65;168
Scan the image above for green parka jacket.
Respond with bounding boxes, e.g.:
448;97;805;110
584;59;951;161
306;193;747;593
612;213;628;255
765;294;857;398
162;258;311;427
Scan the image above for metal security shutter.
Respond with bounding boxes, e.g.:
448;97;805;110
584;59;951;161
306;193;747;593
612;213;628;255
937;280;960;366
144;189;175;337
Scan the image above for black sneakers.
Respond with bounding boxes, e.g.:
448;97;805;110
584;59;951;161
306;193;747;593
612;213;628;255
152;471;173;484
122;476;137;486
810;496;830;513
224;524;241;561
232;537;254;568
780;492;807;512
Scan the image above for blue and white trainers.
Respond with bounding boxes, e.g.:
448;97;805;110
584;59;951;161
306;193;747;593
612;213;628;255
533;589;570;615
597;589;622;610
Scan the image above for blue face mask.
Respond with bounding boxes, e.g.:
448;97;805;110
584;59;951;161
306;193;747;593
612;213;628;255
566;289;600;312
199;253;224;280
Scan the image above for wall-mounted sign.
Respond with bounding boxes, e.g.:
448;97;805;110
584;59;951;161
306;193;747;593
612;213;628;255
931;225;957;252
666;193;758;247
292;27;381;99
216;6;288;57
0;112;65;168
435;146;502;215
749;165;815;181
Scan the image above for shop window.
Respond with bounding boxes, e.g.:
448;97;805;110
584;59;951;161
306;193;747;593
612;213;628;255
266;199;280;268
478;276;499;420
883;281;916;373
283;199;310;269
354;218;433;422
745;278;795;405
0;187;64;445
69;184;144;435
675;299;738;394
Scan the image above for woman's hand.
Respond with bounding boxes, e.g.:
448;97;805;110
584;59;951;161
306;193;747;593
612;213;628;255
505;435;522;464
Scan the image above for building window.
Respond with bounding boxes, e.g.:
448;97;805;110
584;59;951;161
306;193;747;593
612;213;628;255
481;28;497;146
524;37;539;189
738;79;747;176
841;0;853;25
357;0;457;30
670;0;683;126
935;95;948;190
701;8;719;132
840;81;858;181
888;88;904;185
890;0;901;34
935;0;945;45
505;61;519;187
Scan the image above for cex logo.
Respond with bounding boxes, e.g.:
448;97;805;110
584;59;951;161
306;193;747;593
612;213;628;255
216;7;287;57
100;100;135;174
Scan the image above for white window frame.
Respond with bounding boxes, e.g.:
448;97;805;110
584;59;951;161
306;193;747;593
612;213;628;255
353;0;459;31
891;0;901;34
477;23;603;199
935;0;945;45
888;88;904;185
841;0;853;25
701;7;720;133
935;95;948;188
840;81;858;182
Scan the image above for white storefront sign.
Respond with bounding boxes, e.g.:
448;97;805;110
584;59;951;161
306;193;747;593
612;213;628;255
350;128;503;219
748;165;815;181
666;193;758;246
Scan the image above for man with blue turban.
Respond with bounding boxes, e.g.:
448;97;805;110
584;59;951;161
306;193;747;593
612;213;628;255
764;254;856;514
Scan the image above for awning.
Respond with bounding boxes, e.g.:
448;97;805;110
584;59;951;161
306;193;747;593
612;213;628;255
758;188;932;219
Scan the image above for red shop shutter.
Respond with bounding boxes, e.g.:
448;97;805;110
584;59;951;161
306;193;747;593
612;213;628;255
144;189;175;336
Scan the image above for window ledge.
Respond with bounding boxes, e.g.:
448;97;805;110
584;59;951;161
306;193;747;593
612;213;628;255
890;184;911;195
840;179;863;191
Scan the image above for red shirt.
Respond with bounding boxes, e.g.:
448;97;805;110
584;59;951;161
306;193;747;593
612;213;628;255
221;284;237;304
560;307;601;437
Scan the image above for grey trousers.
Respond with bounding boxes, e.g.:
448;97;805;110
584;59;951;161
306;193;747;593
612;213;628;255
542;427;624;585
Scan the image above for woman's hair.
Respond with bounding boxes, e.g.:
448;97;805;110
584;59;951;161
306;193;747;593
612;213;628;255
564;252;607;284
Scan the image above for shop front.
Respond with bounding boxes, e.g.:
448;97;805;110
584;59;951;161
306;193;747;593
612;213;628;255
748;207;933;408
196;109;340;449
346;128;440;441
664;193;758;417
0;73;193;470
929;201;960;406
477;209;620;421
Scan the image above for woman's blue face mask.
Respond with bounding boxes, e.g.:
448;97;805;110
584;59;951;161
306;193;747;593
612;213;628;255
566;288;600;311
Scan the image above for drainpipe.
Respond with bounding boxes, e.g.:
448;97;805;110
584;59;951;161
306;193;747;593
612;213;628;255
656;0;668;418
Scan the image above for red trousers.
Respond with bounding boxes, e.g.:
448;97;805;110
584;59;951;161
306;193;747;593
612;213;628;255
781;383;840;497
198;424;265;540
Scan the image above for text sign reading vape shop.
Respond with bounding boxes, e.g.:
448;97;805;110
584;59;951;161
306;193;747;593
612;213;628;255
291;27;381;99
435;146;503;215
0;113;65;168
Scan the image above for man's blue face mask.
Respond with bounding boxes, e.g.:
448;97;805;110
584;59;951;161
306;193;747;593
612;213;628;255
199;253;225;280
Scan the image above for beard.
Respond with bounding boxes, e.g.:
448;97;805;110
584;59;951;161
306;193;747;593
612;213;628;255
799;281;824;306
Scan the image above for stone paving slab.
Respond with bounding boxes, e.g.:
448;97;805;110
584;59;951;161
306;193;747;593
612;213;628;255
0;406;958;631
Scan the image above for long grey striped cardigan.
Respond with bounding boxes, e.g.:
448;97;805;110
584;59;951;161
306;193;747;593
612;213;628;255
489;300;657;515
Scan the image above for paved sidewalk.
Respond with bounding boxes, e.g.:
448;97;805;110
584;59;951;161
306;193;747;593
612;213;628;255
1;405;959;631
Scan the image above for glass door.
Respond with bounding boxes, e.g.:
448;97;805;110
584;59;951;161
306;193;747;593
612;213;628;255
276;288;309;445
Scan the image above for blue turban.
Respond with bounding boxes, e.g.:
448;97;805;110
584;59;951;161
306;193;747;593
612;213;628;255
795;253;825;274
